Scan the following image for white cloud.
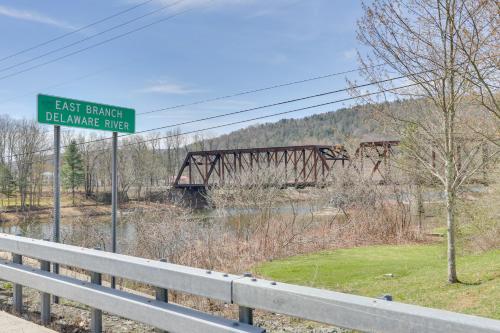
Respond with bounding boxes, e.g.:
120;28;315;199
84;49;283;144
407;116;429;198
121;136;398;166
343;49;357;60
0;5;76;30
137;81;202;95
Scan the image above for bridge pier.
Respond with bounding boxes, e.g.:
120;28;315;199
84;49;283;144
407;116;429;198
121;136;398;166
169;187;208;209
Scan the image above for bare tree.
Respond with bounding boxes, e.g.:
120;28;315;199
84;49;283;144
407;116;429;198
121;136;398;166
164;128;186;184
129;206;197;263
356;0;499;282
11;120;47;211
78;133;101;198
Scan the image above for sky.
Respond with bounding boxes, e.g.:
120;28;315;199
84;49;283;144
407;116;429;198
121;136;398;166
0;0;371;139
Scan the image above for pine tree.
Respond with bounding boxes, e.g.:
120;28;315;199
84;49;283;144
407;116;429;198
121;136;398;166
62;140;85;205
0;163;16;206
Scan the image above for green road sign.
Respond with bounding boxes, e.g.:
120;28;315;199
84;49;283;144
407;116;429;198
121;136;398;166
37;94;135;133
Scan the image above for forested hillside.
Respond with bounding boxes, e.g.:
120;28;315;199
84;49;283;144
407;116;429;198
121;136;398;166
193;102;400;150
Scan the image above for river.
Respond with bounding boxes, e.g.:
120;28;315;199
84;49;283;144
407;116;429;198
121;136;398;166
0;202;322;245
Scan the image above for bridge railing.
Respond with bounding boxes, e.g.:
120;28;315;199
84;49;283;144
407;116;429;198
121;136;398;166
1;233;499;333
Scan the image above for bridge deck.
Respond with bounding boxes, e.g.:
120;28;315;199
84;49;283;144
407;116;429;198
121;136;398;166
0;311;56;333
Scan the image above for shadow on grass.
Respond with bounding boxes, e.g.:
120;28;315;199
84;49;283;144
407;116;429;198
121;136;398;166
457;280;482;286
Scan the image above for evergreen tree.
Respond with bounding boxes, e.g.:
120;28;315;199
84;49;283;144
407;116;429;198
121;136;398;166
0;163;16;206
62;140;85;205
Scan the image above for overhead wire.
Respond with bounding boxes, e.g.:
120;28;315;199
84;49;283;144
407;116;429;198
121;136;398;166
0;58;139;106
6;29;493;160
118;81;425;150
0;0;211;82
0;0;184;74
15;53;499;164
132;72;414;134
0;63;387;149
136;64;385;116
0;0;156;63
0;62;385;119
2;79;425;166
2;72;420;161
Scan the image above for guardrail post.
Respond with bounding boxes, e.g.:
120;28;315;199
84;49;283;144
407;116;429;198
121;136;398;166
238;272;254;325
40;258;51;325
12;232;23;314
90;247;103;333
52;271;60;304
155;258;169;303
155;258;169;333
12;250;23;313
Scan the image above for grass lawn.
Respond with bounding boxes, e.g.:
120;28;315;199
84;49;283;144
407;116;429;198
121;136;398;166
256;243;500;319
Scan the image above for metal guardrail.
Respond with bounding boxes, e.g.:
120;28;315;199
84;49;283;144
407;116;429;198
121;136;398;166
0;233;236;302
0;259;259;333
0;233;499;333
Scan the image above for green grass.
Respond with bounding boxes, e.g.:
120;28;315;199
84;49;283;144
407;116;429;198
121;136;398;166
256;244;500;319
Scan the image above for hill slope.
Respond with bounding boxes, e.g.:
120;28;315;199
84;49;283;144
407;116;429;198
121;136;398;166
194;103;397;150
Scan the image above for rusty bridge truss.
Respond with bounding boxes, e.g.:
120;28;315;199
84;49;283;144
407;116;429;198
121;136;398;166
173;141;400;189
354;140;400;180
174;145;350;188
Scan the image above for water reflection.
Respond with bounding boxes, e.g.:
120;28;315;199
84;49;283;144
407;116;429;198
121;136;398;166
0;203;319;243
0;215;136;243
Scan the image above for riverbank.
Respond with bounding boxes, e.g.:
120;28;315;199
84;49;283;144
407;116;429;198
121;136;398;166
0;197;182;224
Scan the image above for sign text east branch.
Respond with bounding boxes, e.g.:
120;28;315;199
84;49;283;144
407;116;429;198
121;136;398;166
37;94;135;133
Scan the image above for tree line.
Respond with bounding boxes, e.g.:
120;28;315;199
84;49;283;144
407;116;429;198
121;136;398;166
0;116;188;211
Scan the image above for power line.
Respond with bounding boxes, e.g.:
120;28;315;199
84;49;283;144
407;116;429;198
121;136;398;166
132;73;410;134
20;49;492;165
3;65;389;159
0;58;138;106
0;1;211;82
1;63;386;150
118;81;423;149
16;55;485;161
8;69;445;162
4;72;413;160
2;79;422;164
137;64;385;116
0;0;183;74
0;62;384;116
0;0;155;64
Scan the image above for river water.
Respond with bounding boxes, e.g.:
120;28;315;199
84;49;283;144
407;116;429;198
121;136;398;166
0;203;322;244
0;215;134;241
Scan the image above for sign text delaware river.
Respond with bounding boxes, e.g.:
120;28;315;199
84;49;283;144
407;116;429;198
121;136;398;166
37;94;135;134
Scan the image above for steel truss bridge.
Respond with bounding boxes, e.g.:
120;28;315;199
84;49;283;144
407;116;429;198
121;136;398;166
174;145;350;189
174;141;399;189
355;140;400;179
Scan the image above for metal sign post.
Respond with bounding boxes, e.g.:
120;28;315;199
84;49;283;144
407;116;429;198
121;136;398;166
111;131;118;289
52;125;60;303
